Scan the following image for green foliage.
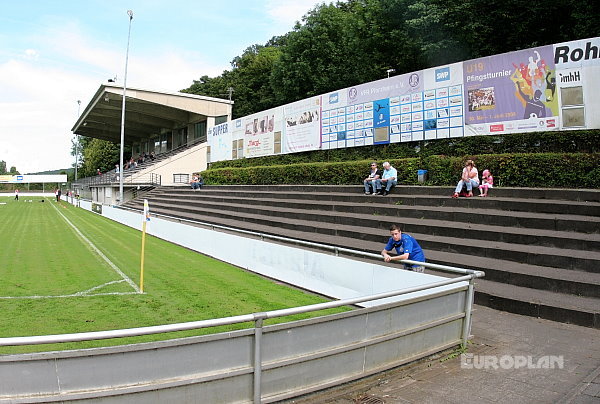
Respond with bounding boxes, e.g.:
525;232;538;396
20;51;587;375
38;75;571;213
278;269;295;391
80;138;120;178
202;152;600;189
180;0;599;118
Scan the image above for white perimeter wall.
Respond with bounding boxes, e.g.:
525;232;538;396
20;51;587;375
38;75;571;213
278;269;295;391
94;203;466;306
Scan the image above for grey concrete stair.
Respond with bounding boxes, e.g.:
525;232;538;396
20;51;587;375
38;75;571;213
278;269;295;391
123;185;600;328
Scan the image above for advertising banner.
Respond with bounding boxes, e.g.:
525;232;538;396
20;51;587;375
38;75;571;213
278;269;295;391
320;89;348;150
553;37;600;129
207;122;232;162
321;72;423;149
463;45;559;135
283;96;321;153
239;107;282;158
421;63;465;140
0;175;67;183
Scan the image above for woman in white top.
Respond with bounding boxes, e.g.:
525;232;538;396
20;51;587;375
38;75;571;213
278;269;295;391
452;159;479;198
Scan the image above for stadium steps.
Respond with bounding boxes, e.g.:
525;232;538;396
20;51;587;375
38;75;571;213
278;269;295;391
122;185;600;328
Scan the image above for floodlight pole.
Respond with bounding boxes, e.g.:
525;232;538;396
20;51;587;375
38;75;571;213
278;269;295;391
119;9;133;205
75;100;81;181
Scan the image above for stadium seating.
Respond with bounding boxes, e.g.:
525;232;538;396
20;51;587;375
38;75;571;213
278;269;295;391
123;185;600;328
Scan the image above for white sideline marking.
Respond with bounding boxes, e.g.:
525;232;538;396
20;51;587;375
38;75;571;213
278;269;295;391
0;281;139;299
50;203;141;294
0;291;140;300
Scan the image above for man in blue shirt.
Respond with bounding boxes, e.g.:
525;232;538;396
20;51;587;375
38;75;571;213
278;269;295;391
381;224;426;272
377;161;397;196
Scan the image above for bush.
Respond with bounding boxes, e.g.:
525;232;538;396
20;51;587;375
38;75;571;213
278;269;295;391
202;153;600;189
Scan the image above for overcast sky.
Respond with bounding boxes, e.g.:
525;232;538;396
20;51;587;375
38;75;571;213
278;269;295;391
0;0;327;174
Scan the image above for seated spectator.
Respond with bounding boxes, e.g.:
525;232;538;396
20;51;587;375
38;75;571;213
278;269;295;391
376;162;397;196
363;162;382;195
190;174;203;190
478;169;494;197
452;159;479;198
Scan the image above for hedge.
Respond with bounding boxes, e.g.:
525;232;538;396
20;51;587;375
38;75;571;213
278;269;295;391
201;153;600;189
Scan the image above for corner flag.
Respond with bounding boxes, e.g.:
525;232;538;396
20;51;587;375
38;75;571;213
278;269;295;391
143;199;150;222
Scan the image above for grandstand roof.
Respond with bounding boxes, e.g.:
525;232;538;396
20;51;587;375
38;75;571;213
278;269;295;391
71;84;233;143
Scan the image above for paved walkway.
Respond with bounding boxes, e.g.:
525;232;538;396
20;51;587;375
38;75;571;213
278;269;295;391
285;305;600;404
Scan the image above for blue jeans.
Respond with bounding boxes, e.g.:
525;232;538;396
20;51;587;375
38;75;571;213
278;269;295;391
455;179;479;193
377;179;397;192
364;179;380;193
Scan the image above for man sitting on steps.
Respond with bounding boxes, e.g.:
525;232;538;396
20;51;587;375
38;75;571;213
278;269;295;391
376;162;397;196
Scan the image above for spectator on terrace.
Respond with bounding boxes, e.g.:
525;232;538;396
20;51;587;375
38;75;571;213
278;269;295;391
363;162;382;195
190;174;203;190
381;224;426;273
376;162;397;196
478;169;494;197
452;159;479;198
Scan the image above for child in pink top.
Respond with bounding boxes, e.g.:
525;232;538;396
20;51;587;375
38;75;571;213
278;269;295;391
478;169;493;197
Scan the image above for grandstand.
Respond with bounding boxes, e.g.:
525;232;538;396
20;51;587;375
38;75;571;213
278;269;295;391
123;185;600;328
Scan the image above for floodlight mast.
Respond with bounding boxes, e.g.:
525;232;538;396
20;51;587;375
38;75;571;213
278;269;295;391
75;100;81;181
119;9;133;205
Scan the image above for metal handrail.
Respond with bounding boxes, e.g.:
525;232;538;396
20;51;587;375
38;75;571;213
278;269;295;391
118;206;485;277
0;273;474;347
2;201;484;403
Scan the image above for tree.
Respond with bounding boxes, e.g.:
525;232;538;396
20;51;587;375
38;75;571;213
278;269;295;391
80;139;119;178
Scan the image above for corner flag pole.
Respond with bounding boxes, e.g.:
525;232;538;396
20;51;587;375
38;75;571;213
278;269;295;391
140;199;150;293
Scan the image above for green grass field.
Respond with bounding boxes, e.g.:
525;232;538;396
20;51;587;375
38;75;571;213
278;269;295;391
0;197;348;353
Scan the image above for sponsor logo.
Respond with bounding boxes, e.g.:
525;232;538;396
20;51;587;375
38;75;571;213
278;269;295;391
547;119;556;128
435;67;450;82
559;71;581;83
329;93;339;104
555;40;599;64
211;123;228;136
409;73;420;87
236;119;242;128
490;124;504;132
348;87;358;101
16;175;23;181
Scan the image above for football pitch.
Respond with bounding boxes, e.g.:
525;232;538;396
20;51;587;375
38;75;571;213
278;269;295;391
0;197;347;353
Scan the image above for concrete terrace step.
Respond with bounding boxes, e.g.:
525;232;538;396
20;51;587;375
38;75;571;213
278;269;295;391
171;187;600;217
195;184;600;203
130;202;599;327
150;192;600;235
122;185;600;328
473;279;599;328
130;197;600;263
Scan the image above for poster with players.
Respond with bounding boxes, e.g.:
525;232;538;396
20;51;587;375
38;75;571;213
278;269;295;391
463;45;559;135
